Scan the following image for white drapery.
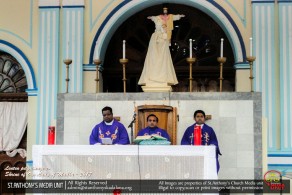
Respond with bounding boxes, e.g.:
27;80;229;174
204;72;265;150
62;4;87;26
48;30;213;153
0;102;27;158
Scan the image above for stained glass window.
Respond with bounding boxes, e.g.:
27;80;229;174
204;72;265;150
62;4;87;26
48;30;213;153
0;52;27;93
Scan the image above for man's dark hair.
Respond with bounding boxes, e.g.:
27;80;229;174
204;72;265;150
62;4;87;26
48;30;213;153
194;110;205;118
102;106;113;114
147;114;159;122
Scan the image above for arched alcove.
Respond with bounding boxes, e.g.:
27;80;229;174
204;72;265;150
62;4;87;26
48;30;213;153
0;40;37;95
103;4;235;92
91;0;245;92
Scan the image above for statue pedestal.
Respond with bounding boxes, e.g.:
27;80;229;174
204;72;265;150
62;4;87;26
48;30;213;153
141;86;172;92
141;83;172;92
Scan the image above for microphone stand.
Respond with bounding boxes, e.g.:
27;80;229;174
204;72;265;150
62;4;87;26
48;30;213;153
128;114;136;144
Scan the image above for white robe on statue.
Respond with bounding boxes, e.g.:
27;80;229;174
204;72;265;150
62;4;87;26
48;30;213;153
138;15;183;86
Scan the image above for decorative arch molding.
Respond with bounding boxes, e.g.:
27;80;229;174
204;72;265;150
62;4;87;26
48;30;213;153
0;40;37;96
89;0;246;65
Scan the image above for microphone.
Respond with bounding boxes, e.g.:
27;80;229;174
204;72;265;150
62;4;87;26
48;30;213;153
128;112;136;129
128;112;136;144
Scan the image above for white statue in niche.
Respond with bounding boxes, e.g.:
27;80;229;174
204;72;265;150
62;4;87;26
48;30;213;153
138;7;185;92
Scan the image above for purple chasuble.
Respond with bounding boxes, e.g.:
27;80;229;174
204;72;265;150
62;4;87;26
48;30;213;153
89;119;129;145
181;123;221;173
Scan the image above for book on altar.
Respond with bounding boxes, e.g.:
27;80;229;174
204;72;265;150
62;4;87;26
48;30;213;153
101;138;113;145
134;134;169;145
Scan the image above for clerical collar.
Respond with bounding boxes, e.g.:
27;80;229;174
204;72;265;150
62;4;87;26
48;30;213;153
105;120;114;125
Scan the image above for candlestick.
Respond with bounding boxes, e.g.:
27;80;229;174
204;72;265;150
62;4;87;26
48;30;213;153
247;56;256;92
123;40;126;59
220;38;224;58
249;37;253;56
189;39;192;58
186;57;196;92
217;57;227;92
119;58;128;93
64;59;72;93
93;59;102;93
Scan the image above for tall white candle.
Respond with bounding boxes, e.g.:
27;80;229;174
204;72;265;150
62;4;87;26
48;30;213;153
66;41;69;59
189;39;192;58
220;38;224;57
123;40;126;59
95;41;99;59
249;37;253;56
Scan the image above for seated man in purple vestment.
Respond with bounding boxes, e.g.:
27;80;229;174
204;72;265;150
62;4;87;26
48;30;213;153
89;106;130;145
137;114;170;141
181;110;221;173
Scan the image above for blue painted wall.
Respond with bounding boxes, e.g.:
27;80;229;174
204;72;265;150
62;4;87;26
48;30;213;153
36;6;60;144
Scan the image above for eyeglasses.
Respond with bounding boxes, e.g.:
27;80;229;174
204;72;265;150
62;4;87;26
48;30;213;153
148;120;157;122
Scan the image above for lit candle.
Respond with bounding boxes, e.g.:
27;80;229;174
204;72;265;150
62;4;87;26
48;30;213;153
95;41;99;59
66;41;69;59
123;40;126;59
189;39;192;58
249;37;253;56
220;38;224;57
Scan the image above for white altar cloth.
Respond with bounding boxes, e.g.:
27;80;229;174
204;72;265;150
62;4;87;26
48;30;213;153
32;145;217;180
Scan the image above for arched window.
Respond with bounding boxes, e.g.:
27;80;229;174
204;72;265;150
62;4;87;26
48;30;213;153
103;4;235;92
0;52;27;93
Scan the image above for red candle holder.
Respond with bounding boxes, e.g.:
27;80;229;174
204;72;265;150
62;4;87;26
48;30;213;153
48;126;55;145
